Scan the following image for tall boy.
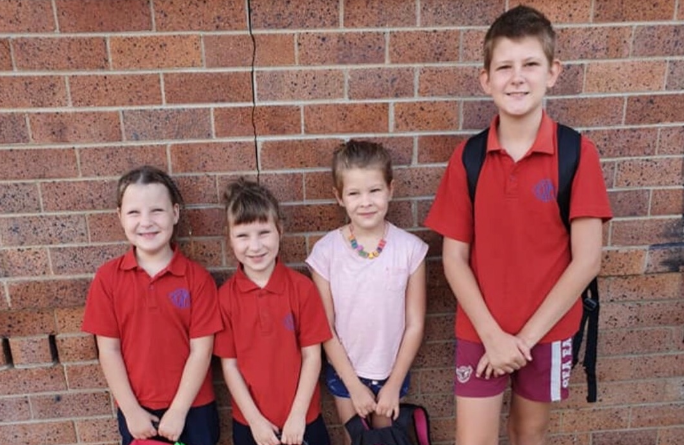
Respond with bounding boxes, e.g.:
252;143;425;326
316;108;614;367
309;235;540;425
425;6;612;445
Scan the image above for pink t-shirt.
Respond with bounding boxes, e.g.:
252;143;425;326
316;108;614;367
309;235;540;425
306;222;428;380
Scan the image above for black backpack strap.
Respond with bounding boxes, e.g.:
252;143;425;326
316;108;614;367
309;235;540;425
394;404;431;445
344;415;370;445
462;128;489;203
556;124;581;231
572;278;600;402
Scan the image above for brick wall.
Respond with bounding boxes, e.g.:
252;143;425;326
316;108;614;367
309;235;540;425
0;0;682;444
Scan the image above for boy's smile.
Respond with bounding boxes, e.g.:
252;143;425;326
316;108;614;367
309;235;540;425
229;218;280;286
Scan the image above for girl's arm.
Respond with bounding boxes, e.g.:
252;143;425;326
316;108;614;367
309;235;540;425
157;335;214;442
281;344;322;445
442;237;531;377
517;217;603;347
96;336;159;440
375;260;426;420
221;358;280;445
310;270;377;418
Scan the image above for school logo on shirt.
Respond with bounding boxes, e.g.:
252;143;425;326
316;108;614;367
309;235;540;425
533;178;556;203
168;288;191;309
283;313;295;331
456;365;473;383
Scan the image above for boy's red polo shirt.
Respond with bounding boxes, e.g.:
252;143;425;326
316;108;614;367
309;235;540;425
425;112;612;343
213;260;332;428
82;247;222;409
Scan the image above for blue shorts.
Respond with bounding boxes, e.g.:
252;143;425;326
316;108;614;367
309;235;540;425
117;401;219;445
232;414;330;445
325;364;410;398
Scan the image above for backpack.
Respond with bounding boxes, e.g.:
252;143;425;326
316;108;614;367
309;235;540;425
462;123;600;403
344;403;432;445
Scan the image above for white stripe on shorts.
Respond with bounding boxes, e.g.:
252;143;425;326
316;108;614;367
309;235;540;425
550;341;562;402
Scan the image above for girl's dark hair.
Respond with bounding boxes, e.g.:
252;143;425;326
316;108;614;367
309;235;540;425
331;140;393;192
223;178;283;231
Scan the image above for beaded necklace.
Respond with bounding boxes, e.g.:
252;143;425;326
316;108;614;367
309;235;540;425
348;223;387;259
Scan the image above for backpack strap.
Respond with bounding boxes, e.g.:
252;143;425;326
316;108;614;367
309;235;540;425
556;124;581;231
572;277;600;402
462;128;489;203
395;404;432;445
344;415;371;445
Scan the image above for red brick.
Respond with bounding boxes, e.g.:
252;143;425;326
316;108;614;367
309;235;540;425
0;0;54;32
0;114;28;144
205;34;296;68
30;112;121;144
659;426;684;444
41;179;117;212
414;341;453;368
460;29;487;63
583;128;658;158
0;397;31;422
601;248;646;276
604;273;682;303
634;25;684;57
645;244;683;274
123;109;211;141
616;158;683;188
303;171;334;201
424;313;455;342
55;333;97;362
8;278;91;309
462;100;498;130
409;393;454;418
547;97;625;127
667;60;684;90
14;37;107;70
65;362;107;390
395;101;459;132
155;0;246;31
599;327;674;356
256;69;344;101
259;173;305;203
0;215;87;246
0;365;66;395
419;66;483;97
9;335;54;366
75;417;120;443
70;74;162;107
510;0;592;23
298;32;385;65
348;67;414;100
417;367;453;394
174;174;220;205
595;0;675;22
0;76;67;108
0;247;50;278
280;235;308;265
417;135;465;164
304;103;389;134
88;212;126;243
592;429;658;445
561;407;630;432
0;148;78;180
49;244;127;275
608;190;649;218
556;27;631;60
79;145;168;177
214;106;301;137
178;207;225;237
344;0;416;27
0;422;76;445
602;161;616;189
659;127;684;155
631;404;684;428
282;203;344;233
31;391;112;419
178;238;224;269
386;201;415;228
550;63;585;96
601;300;684;330
394;167;444;198
165;72;252;104
611;218;682;246
55;307;85;333
421;0;503;26
0;39;12;70
390;30;460;64
250;0;339;29
170;141;255;174
56;0;151;32
651;188;683;216
626;94;684;125
111;35;202;69
585;61;667;93
0;183;40;214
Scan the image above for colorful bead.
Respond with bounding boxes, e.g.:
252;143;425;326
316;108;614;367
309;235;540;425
348;224;387;260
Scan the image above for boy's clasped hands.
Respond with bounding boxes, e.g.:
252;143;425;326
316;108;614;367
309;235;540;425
477;330;533;379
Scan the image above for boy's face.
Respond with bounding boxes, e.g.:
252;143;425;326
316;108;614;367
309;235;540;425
480;36;560;121
228;217;280;285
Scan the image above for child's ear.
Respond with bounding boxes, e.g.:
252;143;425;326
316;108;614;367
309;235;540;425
388;180;395;199
333;187;344;206
546;58;562;89
479;68;492;95
172;203;180;224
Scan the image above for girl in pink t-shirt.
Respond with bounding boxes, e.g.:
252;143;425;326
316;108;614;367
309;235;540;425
306;140;428;433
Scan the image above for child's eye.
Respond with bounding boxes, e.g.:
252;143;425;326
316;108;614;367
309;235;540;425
497;65;510;71
371;188;381;193
525;61;539;67
259;230;271;236
347;191;359;196
127;210;139;215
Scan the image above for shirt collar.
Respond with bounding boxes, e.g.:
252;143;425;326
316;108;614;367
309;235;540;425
234;258;287;294
486;111;555;155
120;244;187;276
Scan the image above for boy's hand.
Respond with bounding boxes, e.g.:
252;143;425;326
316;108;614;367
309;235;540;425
249;416;281;445
157;407;188;443
125;407;159;439
281;412;306;444
375;383;400;420
479;331;530;377
349;381;377;418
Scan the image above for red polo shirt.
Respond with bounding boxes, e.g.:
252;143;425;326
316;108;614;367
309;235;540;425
82;247;222;409
425;112;612;343
213;260;332;427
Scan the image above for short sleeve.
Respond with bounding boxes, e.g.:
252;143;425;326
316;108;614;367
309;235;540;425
569;137;613;222
213;285;236;358
423;141;474;243
296;280;333;348
408;235;429;275
305;233;333;281
82;267;120;338
188;267;222;339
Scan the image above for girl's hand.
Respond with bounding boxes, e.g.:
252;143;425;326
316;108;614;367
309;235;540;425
249;416;281;445
125;407;159;439
281;412;306;444
157;407;187;443
375;384;400;420
478;331;530;377
349;381;377;418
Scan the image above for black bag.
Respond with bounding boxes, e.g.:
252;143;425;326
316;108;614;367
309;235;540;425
344;403;431;445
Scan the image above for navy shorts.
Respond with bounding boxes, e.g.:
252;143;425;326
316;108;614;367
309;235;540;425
232;414;330;445
325;364;410;398
117;401;220;445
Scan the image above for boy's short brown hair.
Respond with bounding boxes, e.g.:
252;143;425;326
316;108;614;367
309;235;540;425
483;5;556;71
223;178;283;232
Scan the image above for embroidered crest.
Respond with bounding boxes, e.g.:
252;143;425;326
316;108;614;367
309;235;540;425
283;313;295;331
168;288;190;309
456;365;473;383
533;178;556;203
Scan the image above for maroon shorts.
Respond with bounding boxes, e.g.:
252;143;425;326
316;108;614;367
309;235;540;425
454;337;573;402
